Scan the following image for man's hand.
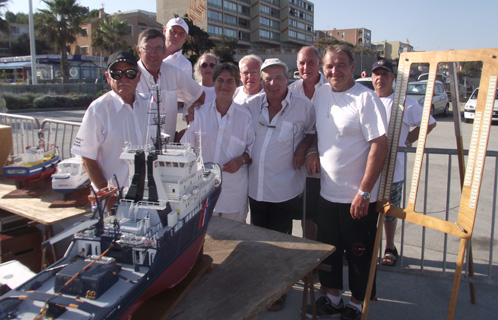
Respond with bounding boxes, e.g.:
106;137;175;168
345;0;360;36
222;156;244;174
304;153;320;177
350;193;370;219
293;149;305;170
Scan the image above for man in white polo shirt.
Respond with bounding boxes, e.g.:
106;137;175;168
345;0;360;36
233;54;263;104
72;51;151;190
163;17;192;76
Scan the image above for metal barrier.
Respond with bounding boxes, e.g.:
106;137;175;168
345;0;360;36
39;119;81;160
0;113;80;161
0;113;40;156
383;146;498;285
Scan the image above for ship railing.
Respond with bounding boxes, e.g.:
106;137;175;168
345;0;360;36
136;200;167;209
0;113;40;156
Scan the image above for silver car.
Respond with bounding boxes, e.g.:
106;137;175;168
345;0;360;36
463;87;498;123
407;80;449;116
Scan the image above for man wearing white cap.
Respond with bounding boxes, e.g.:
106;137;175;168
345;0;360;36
163;17;192;76
245;58;315;311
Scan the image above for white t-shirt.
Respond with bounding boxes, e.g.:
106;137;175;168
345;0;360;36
233;86;263;105
381;93;436;183
71;91;153;188
246;91;316;202
288;73;328;99
163;50;193;76
136;60;203;139
181;101;254;213
313;83;387;203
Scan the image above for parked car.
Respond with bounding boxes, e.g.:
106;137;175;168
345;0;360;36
418;72;449;84
407;80;450;116
355;77;374;91
463;87;498;123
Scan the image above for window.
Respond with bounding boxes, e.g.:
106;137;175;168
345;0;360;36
260;17;269;26
260;4;270;15
208;10;223;22
207;0;222;8
239;18;249;29
81;28;88;37
238;4;250;16
80;46;89;54
259;29;270;39
224;28;237;39
223;1;237;12
224;14;238;27
126;25;133;36
270;32;280;41
208;25;223;36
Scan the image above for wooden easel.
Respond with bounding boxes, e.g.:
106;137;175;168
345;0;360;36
362;48;498;319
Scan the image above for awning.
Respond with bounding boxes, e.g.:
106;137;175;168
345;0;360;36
0;62;32;70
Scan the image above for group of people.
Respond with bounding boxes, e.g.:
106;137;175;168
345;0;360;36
71;17;436;320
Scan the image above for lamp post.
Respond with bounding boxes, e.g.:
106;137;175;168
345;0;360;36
28;0;37;84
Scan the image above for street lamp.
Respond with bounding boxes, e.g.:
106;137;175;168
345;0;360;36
28;0;37;84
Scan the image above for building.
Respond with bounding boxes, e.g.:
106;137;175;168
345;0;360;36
315;27;372;47
372;40;414;61
70;9;163;56
157;0;315;54
0;22;29;58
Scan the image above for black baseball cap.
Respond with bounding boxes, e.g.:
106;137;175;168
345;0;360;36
107;51;137;70
372;59;394;74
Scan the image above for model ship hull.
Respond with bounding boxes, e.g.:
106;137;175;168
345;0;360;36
0;176;221;320
3;154;59;181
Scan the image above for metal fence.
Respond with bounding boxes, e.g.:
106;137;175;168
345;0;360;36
382;147;498;286
0;113;80;161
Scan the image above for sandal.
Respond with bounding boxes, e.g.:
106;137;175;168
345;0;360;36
268;294;286;312
382;247;399;267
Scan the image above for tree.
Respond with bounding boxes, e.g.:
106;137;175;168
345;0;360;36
181;14;214;59
35;0;88;83
460;61;482;78
5;11;29;24
11;33;51;56
0;0;9;34
313;37;353;51
92;14;129;56
214;35;237;63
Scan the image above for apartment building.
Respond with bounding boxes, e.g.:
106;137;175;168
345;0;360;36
0;22;29;57
315;27;371;47
70;9;163;56
372;40;414;60
157;0;314;53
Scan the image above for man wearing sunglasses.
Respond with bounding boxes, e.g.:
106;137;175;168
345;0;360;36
72;51;152;190
136;28;205;142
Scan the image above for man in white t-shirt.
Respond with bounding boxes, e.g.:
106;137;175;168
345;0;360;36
233;54;263;104
371;59;436;267
163;17;192;76
72;51;152;190
305;45;387;320
135;28;205;141
288;46;327;240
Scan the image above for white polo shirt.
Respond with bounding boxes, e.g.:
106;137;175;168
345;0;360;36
381;93;436;183
246;91;316;202
136;60;203;139
313;83;387;203
71;90;153;188
181;100;255;213
163;50;193;76
233;86;263;105
288;73;327;99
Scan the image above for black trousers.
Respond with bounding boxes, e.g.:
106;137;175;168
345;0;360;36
249;195;302;235
316;196;378;301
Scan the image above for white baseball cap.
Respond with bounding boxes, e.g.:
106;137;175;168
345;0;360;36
261;58;288;74
166;17;189;34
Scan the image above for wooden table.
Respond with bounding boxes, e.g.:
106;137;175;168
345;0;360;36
0;179;91;267
136;217;334;320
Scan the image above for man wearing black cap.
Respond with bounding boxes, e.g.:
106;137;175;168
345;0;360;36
72;51;152;190
371;59;437;267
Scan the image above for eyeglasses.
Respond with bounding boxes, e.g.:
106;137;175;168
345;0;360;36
201;62;216;69
141;46;165;54
109;69;138;80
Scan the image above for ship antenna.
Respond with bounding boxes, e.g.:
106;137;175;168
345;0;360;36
152;84;162;153
196;130;205;171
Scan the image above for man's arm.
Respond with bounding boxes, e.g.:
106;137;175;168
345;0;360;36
82;157;107;190
350;134;388;219
304;134;320;177
405;122;437;146
293;134;315;170
186;91;206;123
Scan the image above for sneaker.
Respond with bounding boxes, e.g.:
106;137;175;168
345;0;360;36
340;305;362;320
305;295;344;319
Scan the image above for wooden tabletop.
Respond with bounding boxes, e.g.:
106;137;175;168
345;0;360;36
0;179;91;226
166;217;334;320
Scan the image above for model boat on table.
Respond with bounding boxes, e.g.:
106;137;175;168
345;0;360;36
0;90;222;320
51;157;90;194
2;146;59;182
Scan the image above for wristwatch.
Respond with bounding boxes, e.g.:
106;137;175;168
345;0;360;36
357;190;371;200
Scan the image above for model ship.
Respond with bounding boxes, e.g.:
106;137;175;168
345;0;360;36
51;157;90;194
2;146;59;182
0;89;222;319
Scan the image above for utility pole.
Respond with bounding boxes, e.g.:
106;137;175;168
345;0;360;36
28;0;37;84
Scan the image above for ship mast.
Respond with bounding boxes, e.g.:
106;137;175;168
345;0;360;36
152;85;162;153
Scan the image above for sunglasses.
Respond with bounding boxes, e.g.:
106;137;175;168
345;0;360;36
201;62;216;69
109;69;138;80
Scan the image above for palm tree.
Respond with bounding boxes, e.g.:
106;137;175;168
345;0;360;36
0;0;10;35
35;0;88;83
92;13;129;56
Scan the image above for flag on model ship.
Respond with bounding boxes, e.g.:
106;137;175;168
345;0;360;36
199;198;209;230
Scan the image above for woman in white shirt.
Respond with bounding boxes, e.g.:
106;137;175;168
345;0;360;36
182;63;255;222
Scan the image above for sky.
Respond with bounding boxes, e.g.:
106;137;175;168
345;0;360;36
7;0;498;52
